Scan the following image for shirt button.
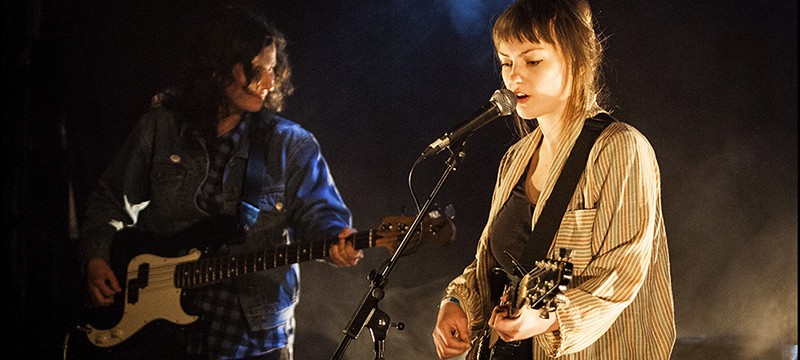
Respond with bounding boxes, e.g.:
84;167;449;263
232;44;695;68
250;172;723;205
169;154;181;163
275;202;284;211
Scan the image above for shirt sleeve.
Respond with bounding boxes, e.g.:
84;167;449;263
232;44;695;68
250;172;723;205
541;124;663;355
283;130;352;241
78;112;158;266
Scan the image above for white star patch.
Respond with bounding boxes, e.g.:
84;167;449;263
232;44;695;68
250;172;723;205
108;195;150;231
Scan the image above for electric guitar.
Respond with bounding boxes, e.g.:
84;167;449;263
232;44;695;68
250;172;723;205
65;209;455;355
474;248;573;360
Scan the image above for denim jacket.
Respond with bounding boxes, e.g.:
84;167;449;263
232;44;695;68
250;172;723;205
79;106;352;330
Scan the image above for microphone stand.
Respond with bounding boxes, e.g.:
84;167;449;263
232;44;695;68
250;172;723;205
330;145;467;360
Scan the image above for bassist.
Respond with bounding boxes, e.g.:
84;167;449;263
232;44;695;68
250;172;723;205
77;5;361;360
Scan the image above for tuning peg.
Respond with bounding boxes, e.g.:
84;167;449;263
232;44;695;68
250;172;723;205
539;308;550;319
397;222;409;234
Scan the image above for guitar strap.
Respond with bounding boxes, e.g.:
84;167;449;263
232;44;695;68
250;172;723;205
520;113;614;269
239;112;278;228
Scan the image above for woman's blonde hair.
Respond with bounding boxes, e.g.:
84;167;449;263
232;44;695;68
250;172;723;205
493;0;606;137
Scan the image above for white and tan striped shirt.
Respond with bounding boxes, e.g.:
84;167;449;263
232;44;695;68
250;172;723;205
445;115;676;359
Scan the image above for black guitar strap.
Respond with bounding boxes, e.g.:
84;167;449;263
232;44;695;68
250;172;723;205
520;113;614;269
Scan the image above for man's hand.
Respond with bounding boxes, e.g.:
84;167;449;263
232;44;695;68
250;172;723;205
328;227;363;267
86;258;121;307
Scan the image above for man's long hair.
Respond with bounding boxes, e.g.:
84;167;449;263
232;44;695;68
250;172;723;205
160;5;294;140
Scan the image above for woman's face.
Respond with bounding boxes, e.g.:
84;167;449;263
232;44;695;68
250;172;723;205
225;44;277;113
496;39;571;121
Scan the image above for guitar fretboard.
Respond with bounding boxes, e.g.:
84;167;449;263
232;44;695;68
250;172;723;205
174;229;377;289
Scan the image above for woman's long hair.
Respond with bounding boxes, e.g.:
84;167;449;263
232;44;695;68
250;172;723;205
492;0;606;138
161;5;294;140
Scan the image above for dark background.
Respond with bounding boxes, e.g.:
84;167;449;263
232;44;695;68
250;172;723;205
4;0;797;359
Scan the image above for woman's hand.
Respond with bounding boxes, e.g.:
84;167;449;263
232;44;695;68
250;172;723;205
488;304;559;342
432;301;471;359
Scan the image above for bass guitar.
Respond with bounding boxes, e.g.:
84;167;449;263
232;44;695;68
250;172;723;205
65;209;454;356
474;248;574;360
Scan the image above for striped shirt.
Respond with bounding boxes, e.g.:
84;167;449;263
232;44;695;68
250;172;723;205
445;114;676;359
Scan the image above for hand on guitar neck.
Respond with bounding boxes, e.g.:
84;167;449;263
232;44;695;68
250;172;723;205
487;295;560;343
315;226;363;267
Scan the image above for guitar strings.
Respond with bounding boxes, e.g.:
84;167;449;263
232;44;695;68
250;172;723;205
118;242;333;292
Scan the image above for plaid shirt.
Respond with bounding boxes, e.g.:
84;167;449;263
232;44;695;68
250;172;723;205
189;119;293;359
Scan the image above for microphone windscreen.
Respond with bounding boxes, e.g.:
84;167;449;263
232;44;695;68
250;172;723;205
491;88;517;116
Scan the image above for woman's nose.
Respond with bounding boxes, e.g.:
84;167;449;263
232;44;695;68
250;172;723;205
508;64;523;82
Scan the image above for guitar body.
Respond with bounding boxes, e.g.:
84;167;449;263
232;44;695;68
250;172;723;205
474;249;574;360
475;269;526;360
77;216;242;350
87;251;201;347
476;338;531;360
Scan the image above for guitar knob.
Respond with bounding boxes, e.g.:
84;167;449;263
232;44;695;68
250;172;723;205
94;333;109;344
398;223;409;233
111;328;124;339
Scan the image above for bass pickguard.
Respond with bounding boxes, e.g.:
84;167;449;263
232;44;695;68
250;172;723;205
86;251;202;347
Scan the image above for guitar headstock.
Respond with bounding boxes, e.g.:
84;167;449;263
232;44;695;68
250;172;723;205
374;206;456;256
514;248;573;318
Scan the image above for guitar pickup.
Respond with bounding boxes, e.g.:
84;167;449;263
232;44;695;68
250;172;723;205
127;263;150;304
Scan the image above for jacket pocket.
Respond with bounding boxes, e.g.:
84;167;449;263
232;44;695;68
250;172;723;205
554;208;596;274
245;185;289;247
256;185;286;211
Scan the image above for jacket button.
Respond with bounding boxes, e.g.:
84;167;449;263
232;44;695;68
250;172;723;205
169;154;181;163
275;202;284;211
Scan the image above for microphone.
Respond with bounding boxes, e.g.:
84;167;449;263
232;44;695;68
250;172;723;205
421;88;516;157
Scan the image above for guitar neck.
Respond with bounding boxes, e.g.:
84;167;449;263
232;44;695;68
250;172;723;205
174;229;378;289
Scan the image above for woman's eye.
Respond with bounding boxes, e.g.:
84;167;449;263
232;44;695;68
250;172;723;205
527;60;542;66
500;62;511;68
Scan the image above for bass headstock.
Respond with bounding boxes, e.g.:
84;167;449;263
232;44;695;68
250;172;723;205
374;205;456;256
